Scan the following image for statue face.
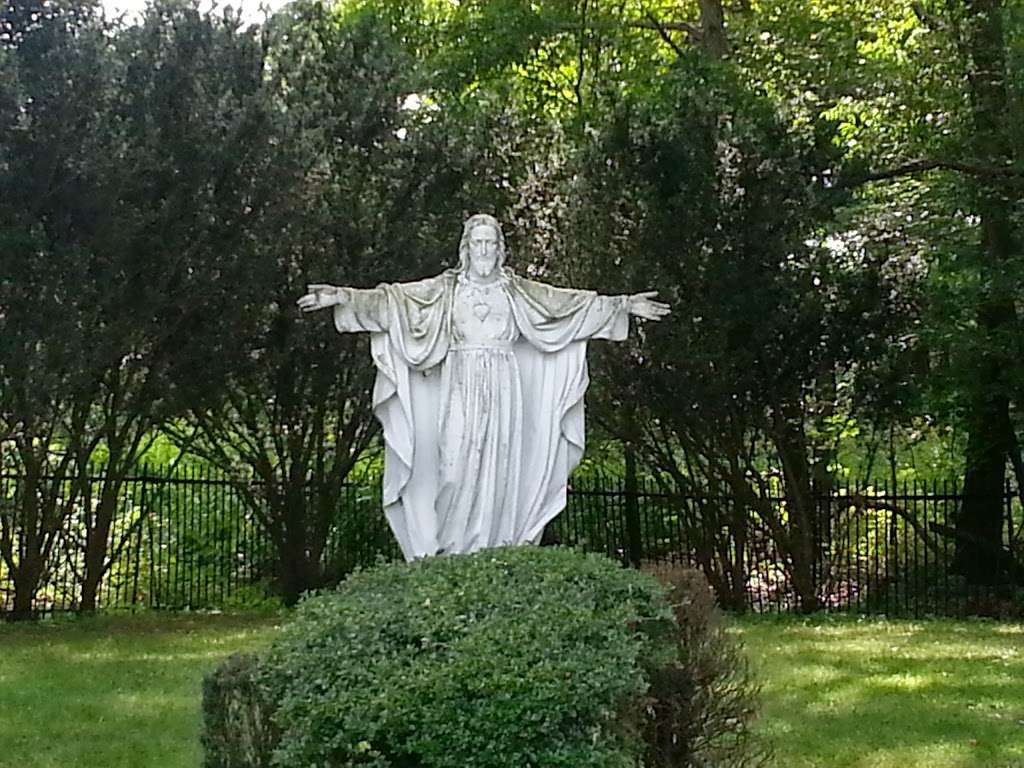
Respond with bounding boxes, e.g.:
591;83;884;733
467;224;500;280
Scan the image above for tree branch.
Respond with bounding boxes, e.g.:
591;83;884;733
849;493;941;557
549;17;700;38
575;0;589;112
644;11;686;57
842;158;1024;188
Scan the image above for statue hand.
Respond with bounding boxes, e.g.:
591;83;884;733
627;291;670;321
297;284;347;313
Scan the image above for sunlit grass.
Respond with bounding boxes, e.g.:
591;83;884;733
733;615;1024;768
0;612;284;768
2;612;1022;767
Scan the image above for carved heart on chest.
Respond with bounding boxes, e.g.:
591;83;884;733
472;302;491;321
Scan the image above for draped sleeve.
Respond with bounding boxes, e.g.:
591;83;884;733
507;274;630;352
333;287;389;333
363;273;455;558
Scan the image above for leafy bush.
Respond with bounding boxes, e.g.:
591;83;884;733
203;547;764;768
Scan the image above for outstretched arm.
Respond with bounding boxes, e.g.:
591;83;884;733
296;283;388;332
512;277;671;349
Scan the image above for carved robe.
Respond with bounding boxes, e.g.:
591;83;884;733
333;268;629;560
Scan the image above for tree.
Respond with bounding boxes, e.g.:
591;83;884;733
564;49;847;609
728;0;1024;584
1;0;118;618
0;0;279;614
946;0;1022;584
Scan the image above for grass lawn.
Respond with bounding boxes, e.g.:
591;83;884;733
734;615;1024;768
1;612;1021;767
0;612;284;768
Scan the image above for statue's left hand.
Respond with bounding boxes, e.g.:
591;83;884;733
297;284;347;313
627;291;671;321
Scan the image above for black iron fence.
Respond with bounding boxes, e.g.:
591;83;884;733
1;467;1021;617
560;475;1022;617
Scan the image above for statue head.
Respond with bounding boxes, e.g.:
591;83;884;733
458;213;507;280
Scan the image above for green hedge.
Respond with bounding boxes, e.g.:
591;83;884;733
203;547;764;768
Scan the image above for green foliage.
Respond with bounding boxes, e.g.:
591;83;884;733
730;0;1024;580
162;0;536;602
203;547;764;768
5;0;1023;609
572;47;905;438
262;547;671;768
0;0;281;614
565;49;847;608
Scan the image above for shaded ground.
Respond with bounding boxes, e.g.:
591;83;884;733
733;615;1024;768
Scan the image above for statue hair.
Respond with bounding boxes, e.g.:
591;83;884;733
458;213;507;272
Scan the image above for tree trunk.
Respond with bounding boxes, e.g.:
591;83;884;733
278;534;320;607
8;549;43;621
78;500;115;614
698;0;730;59
623;411;643;568
772;401;822;612
4;465;45;621
954;0;1018;585
726;495;749;611
956;382;1013;584
78;476;125;613
276;489;323;606
77;563;103;614
3;442;87;619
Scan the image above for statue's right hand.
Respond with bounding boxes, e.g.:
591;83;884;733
297;284;347;313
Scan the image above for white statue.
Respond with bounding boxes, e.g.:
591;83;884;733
297;214;669;560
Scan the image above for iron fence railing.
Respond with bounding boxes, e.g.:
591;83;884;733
1;467;1020;617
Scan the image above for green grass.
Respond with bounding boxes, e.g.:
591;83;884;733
0;612;284;768
1;612;1022;767
734;615;1024;768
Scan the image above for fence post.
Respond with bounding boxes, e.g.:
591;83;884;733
623;442;642;568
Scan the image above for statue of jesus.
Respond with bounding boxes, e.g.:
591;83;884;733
297;213;669;560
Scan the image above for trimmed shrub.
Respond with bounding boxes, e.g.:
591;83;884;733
201;653;279;768
203;547;764;767
644;564;767;767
